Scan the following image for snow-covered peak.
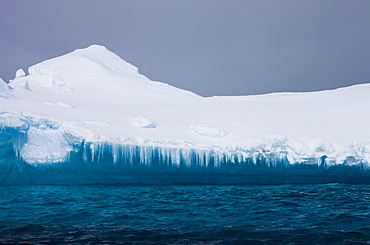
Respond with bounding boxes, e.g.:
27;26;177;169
9;45;200;104
27;45;139;81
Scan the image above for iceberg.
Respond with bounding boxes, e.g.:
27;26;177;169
1;45;370;184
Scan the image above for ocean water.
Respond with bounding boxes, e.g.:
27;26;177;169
0;184;370;244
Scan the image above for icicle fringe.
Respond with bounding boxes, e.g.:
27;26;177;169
80;142;292;168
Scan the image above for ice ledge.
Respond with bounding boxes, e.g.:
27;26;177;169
1;114;370;185
0;113;369;168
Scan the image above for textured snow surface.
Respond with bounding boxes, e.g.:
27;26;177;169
1;45;370;170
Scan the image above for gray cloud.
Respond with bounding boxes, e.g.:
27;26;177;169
0;0;369;96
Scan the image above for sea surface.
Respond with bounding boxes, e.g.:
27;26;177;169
0;184;370;244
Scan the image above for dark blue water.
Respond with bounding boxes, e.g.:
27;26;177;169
1;184;370;244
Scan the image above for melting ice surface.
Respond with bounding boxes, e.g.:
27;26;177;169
1;45;370;184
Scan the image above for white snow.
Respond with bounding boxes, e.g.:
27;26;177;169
1;44;370;167
14;69;26;80
0;78;7;88
189;125;228;138
132;116;157;128
0;78;10;99
57;102;75;108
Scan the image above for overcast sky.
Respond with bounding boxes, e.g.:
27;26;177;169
0;0;369;96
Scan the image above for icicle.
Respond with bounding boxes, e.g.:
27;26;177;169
67;142;303;169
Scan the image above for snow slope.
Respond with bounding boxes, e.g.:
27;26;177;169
1;45;370;184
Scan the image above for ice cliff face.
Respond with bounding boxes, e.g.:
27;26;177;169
1;45;370;184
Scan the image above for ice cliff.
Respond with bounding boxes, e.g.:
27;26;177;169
1;45;370;184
